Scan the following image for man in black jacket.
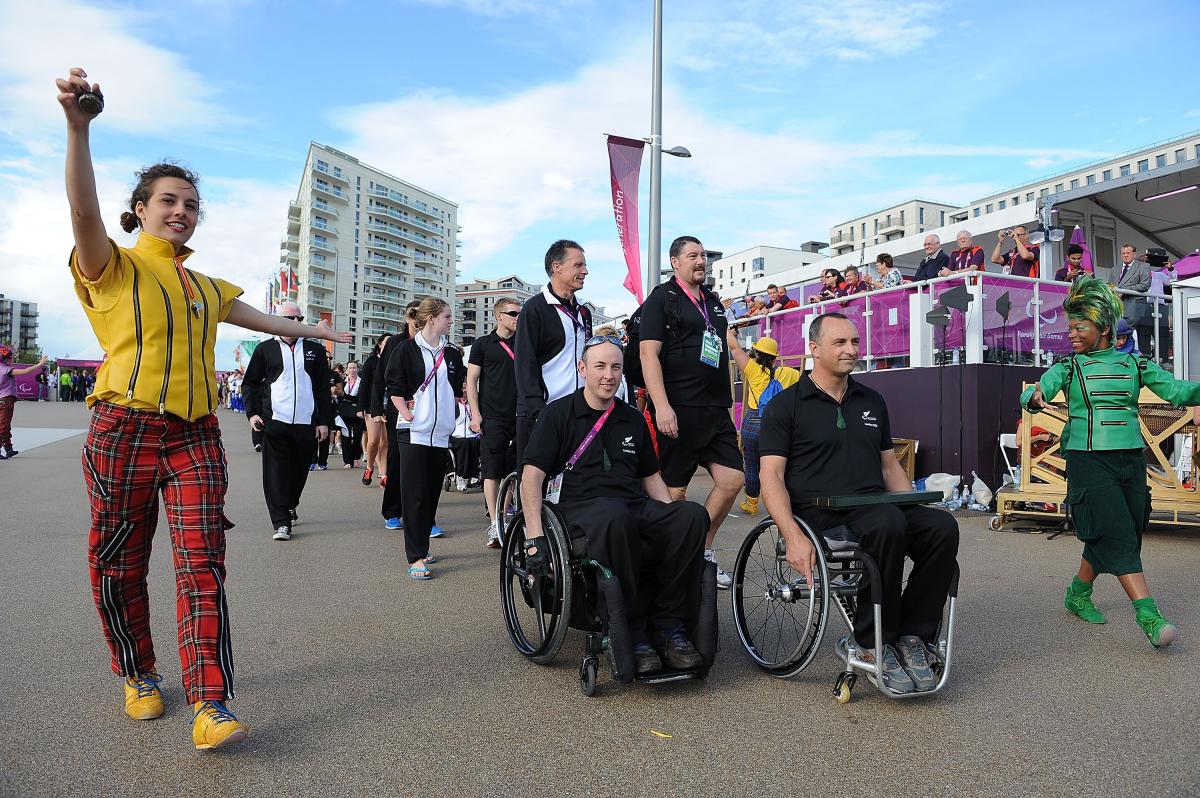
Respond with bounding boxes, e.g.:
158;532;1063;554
914;235;950;283
243;302;336;541
513;240;592;463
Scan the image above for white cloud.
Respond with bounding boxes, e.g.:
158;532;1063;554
0;0;229;142
407;0;584;15
1187;109;1200;118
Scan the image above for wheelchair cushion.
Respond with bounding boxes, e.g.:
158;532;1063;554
821;524;860;552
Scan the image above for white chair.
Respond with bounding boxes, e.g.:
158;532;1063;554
999;433;1019;484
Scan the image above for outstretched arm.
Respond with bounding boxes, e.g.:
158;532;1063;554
57;68;110;281
223;300;351;343
11;357;49;376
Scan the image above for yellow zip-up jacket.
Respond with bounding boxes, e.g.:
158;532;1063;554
71;233;243;421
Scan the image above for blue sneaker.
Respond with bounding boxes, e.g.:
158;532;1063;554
309;463;317;471
430;525;445;538
384;517;403;530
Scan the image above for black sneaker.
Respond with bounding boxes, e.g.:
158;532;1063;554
654;627;704;671
272;525;292;541
633;642;662;676
289;508;299;523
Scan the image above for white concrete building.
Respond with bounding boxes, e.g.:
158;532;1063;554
0;293;38;355
455;275;540;345
829;200;960;256
712;244;827;298
280;143;460;362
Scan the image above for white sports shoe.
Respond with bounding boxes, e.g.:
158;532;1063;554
705;549;732;590
486;521;501;549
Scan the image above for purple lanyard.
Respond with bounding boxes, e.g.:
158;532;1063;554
498;340;515;361
679;281;712;329
555;303;586;331
565;403;615;470
417;348;445;395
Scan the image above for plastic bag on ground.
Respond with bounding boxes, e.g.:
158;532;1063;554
971;471;993;507
924;473;960;501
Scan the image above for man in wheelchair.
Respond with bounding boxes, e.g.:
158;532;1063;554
759;312;960;693
520;335;710;675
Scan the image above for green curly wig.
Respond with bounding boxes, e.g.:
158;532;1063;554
1062;275;1123;337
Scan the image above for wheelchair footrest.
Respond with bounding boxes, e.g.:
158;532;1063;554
635;669;703;685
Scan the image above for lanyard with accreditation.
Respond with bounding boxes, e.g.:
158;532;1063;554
398;347;445;427
678;281;723;369
544;402;615;504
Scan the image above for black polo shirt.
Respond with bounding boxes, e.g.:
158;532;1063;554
522;388;659;504
467;330;517;420
759;374;893;508
639;276;731;408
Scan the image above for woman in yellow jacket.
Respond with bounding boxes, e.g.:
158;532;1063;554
726;329;801;515
57;67;350;750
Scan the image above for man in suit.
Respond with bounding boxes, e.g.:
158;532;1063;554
1111;243;1152;352
914;235;950;282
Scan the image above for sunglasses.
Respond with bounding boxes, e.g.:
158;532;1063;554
282;315;304;321
584;334;624;349
498;310;520;318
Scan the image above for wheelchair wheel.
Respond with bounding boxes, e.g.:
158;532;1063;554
731;516;831;678
496;471;521;546
499;507;573;665
580;656;598;697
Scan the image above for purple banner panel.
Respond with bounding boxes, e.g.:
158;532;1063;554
867;287;913;359
13;365;44;400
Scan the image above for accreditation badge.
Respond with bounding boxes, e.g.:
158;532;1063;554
545;472;563;504
700;329;722;368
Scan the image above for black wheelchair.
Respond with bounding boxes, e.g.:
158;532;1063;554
494;470;521;547
730;492;959;703
500;501;718;696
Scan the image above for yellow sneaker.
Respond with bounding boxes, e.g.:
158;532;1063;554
191;700;249;750
739;496;760;515
123;671;164;720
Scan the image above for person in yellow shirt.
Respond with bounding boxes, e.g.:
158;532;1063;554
57;67;350;750
726;330;801;515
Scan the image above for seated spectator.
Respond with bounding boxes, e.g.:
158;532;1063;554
807;269;848;304
915;235;950;282
520;335;709;674
843;265;869;295
766;284;799;312
1055;244;1088;283
863;253;903;291
944;230;985;275
1114;318;1136;354
758;312;959;693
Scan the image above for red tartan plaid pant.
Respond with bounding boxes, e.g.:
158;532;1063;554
0;396;14;448
83;402;235;703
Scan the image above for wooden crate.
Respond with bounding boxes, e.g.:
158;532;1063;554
893;438;917;482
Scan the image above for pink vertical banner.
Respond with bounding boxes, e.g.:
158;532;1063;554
606;135;645;303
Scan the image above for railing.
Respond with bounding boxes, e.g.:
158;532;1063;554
312;182;346;200
310;220;336;233
363;272;407;289
309;239;335;253
312;201;339;217
313;163;349;183
734;272;1175;373
369;186;437;218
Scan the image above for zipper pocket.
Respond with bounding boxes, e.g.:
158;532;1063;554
82;446;112;500
1072;358;1094;450
96;519;136;563
126;267;143;399
156;280;174;414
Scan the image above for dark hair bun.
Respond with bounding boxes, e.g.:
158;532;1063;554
119;211;140;233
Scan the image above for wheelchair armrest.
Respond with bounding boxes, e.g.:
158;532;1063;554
811;490;943;509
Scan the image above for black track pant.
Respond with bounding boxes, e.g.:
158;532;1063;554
799;504;959;648
262;420;315;528
397;435;447;564
340;412;365;466
381;406;404;520
560;498;708;643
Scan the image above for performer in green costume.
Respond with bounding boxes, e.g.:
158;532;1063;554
1021;277;1196;648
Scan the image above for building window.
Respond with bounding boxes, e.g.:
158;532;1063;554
861;223;866;238
752;257;765;273
1026;192;1035;202
1086;174;1095;185
918;207;925;224
1069;179;1079;189
1054;183;1064;192
1103;169;1112;180
939;211;945;226
1137;159;1149;172
1120;164;1131;176
1176;148;1187;163
998;200;1006;210
1040;188;1049;197
985;203;993;213
973;208;981;218
1156;154;1166;168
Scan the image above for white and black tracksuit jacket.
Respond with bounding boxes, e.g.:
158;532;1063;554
514;285;593;418
384;334;466;448
242;338;336;427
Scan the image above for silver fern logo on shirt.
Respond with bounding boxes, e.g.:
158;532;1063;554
861;410;878;428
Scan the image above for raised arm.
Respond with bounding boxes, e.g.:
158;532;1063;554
11;357;49;376
1139;359;1200;407
223;300;351;343
725;327;751;372
57;68;111;281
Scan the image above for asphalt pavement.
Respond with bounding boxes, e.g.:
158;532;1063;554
1;401;1198;798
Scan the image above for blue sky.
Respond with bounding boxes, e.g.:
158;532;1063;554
2;0;1198;367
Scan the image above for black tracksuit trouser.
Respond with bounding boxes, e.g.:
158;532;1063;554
799;503;959;648
560;497;708;643
398;436;447;564
381;406;404;520
262;420;315;528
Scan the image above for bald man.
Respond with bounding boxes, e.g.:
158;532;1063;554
914;235;949;282
242;302;336;541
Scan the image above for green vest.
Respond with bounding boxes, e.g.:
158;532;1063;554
1020;347;1200;451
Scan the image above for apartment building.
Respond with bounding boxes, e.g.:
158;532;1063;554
280;142;460;362
0;293;38;355
712;244;826;297
455;275;540;345
829;200;960;256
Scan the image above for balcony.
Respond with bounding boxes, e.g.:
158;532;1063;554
368;186;439;219
282;235;299;248
365;215;439;248
309;238;336;254
364;272;408;290
363;306;403;322
282;251;298;265
312;182;347;202
308;274;333;289
365;238;406;257
310;257;335;272
877;216;905;236
312;200;339;218
364;255;406;272
308;293;334;310
366;289;405;305
312;162;350;184
310;218;337;235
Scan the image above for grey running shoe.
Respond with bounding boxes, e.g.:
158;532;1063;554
895;634;939;691
859;643;917;694
705;550;732;590
272;525;292;541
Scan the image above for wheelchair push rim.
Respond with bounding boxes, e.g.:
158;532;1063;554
499;510;572;665
496;471;522;547
731;516;830;678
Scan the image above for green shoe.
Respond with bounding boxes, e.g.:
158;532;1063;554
1133;597;1178;648
1064;577;1106;624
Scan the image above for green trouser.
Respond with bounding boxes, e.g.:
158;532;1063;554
1064;449;1149;576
